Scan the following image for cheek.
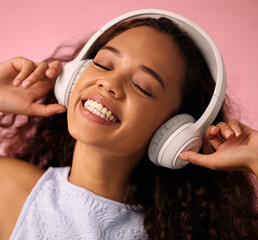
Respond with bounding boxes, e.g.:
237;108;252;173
66;82;88;140
125;96;181;149
66;102;80;141
121;102;167;148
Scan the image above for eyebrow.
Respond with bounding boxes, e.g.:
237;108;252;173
102;46;122;57
139;65;164;88
101;45;165;89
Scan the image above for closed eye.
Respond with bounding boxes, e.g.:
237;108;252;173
93;60;111;71
132;82;152;97
93;60;152;97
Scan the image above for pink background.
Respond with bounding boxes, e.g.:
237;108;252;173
1;0;258;129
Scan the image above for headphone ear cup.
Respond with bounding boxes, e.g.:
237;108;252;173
148;114;196;167
54;59;92;107
68;59;92;100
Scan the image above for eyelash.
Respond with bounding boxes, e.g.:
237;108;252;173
93;60;110;71
93;60;152;97
132;82;152;97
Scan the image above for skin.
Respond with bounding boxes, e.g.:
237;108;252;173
0;57;66;116
0;26;185;239
0;26;257;239
67;26;184;202
180;120;258;176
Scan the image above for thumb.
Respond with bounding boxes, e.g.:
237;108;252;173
24;103;67;117
179;151;218;169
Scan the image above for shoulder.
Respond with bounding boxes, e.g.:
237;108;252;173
0;156;45;194
0;156;45;239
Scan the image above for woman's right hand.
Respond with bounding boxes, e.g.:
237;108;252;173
0;57;66;117
180;120;258;179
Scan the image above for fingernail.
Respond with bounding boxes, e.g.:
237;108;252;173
22;80;32;88
225;130;233;139
211;126;218;133
56;109;66;114
179;153;188;160
13;79;21;86
235;130;241;137
46;68;56;78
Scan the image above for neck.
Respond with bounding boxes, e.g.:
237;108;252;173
69;141;144;203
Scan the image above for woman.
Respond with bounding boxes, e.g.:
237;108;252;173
0;16;257;239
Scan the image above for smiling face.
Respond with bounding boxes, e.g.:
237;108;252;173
67;26;185;160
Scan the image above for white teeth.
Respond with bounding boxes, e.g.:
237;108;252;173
101;107;107;114
106;111;112;118
92;101;97;108
93;109;97;115
83;99;118;123
96;103;103;111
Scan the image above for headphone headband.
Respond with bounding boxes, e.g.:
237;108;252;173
75;9;226;134
54;9;227;169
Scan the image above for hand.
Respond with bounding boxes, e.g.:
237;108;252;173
180;120;258;178
0;57;66;117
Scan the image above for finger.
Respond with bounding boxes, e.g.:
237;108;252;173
205;125;224;150
24;103;66;117
179;151;219;170
205;125;220;140
202;135;214;154
12;58;36;86
216;122;234;140
228;119;241;137
21;62;49;88
180;151;250;173
46;60;62;78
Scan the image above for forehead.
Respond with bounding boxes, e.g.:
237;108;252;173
107;26;177;56
104;26;185;89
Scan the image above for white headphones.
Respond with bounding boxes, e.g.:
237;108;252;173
54;9;227;169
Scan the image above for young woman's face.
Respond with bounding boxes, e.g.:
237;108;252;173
68;26;185;159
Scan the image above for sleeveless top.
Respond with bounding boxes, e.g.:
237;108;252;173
10;167;147;240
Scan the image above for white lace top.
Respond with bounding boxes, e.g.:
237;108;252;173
10;167;147;240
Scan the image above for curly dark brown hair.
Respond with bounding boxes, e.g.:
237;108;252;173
1;17;258;239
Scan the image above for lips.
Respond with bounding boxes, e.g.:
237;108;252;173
83;99;119;123
80;94;121;124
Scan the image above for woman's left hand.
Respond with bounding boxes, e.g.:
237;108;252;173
179;120;258;178
0;57;66;117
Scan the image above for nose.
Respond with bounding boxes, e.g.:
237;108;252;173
97;76;125;99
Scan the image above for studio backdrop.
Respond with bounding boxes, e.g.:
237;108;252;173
1;0;257;129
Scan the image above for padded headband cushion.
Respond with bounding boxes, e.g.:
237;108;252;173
70;59;92;92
